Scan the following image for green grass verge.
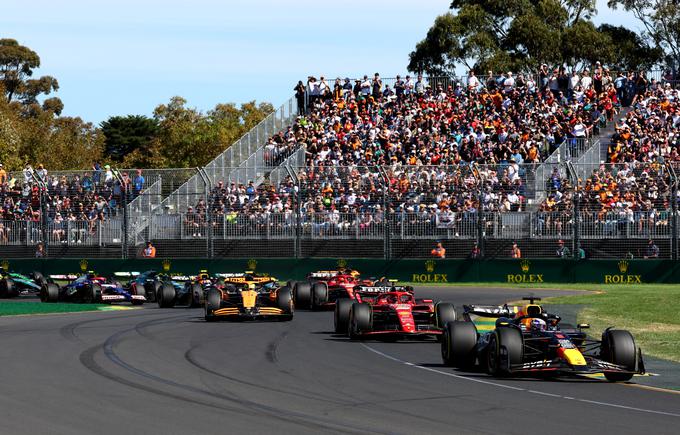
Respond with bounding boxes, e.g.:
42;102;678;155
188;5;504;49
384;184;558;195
0;302;102;316
545;285;680;363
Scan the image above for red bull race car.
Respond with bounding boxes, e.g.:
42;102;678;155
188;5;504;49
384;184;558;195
441;296;645;382
291;269;393;310
333;284;456;340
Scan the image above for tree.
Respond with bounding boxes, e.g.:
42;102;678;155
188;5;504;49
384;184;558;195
608;1;680;67
101;115;159;163
408;0;650;74
597;24;664;70
0;39;61;108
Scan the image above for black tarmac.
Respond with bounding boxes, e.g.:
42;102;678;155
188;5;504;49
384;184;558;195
1;287;679;435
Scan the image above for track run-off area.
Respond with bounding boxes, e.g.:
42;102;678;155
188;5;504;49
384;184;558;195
1;287;679;435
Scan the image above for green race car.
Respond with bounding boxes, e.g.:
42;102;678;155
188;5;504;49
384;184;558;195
0;270;48;298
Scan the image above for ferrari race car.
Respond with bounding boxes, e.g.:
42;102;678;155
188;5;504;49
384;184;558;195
440;297;646;382
291;269;396;310
41;271;146;305
0;270;48;298
204;272;293;322
334;284;456;340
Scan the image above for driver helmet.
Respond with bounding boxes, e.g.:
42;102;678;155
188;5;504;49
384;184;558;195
247;283;257;290
531;318;547;331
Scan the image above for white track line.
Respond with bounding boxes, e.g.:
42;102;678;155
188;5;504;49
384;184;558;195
360;344;680;418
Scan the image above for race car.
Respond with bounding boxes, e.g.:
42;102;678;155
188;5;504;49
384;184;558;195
334;284;456;340
41;271;146;305
440;296;646;382
292;269;398;310
178;269;224;308
0;270;48;298
204;272;293;321
117;270;192;306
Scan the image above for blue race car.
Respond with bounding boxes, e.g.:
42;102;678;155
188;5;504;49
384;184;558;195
117;270;191;306
41;271;146;305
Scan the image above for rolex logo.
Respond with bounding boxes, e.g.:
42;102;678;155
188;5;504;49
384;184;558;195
79;259;89;272
520;260;531;273
337;258;347;269
425;260;436;273
247;259;258;271
162;259;172;272
618;260;629;274
1;260;9;272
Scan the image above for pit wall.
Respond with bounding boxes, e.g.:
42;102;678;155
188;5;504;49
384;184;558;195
1;258;678;284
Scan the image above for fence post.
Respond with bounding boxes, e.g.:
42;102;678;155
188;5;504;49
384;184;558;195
669;163;678;260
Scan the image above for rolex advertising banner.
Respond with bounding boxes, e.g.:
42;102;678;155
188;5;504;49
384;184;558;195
1;258;680;284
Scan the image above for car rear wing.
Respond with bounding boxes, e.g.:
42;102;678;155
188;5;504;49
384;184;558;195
170;275;195;282
113;272;140;278
308;271;339;279
463;304;519;318
215;272;275;283
354;285;411;295
48;274;79;281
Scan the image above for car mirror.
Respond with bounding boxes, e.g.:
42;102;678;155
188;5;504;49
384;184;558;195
577;323;590;329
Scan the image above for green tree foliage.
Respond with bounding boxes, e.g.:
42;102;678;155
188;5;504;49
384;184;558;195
597;24;664;70
408;0;661;74
101;115;159;164
0;39;61;111
0;39;274;171
608;0;680;66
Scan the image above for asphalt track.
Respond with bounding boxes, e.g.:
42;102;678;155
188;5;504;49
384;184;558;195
1;287;679;435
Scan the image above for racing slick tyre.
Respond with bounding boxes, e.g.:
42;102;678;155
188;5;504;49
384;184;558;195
311;282;329;310
601;329;637;382
157;284;177;308
293;282;312;310
435;303;457;341
205;289;222;322
441;321;477;368
334;298;353;334
276;287;294;320
31;271;48;288
40;283;60;303
0;278;18;298
82;284;101;304
348;303;372;340
189;283;204;308
486;326;523;376
144;281;160;303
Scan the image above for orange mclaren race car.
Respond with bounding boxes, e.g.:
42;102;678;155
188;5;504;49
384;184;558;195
204;272;293;322
441;297;645;381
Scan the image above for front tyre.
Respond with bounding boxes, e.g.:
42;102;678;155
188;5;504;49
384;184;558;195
486;326;523;376
334;298;353;334
205;289;222;322
348;303;372;340
40;283;60;303
602;329;637;382
311;282;329;310
157;284;177;308
441;321;477;368
293;282;312;310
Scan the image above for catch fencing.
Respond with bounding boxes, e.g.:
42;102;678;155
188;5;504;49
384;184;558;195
2;162;678;260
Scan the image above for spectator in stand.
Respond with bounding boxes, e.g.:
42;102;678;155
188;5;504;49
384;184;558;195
469;243;481;259
556;239;571;258
431;241;446;258
511;242;521;258
133;169;145;198
142;241;156;258
294;80;306;115
35;242;45;258
643;239;659;258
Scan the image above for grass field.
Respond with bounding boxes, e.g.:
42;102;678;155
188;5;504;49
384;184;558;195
402;281;680;363
0;301;107;317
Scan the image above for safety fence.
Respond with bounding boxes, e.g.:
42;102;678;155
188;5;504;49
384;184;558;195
2;161;678;260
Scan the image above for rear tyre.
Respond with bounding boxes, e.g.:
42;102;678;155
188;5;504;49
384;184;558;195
40;283;60;303
293;281;312;310
0;278;18;298
276;287;294;320
334;298;353;334
91;284;102;303
435;303;456;341
311;282;328;310
205;289;222;322
486;326;523;376
441;321;477;368
189;283;203;308
32;271;47;288
143;282;160;303
348;303;372;340
602;329;636;382
157;284;177;308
